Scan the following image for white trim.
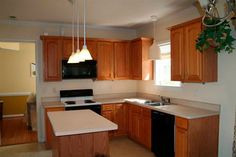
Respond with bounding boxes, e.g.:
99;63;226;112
0;92;31;96
3;114;24;118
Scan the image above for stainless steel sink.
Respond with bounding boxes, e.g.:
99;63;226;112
144;101;163;106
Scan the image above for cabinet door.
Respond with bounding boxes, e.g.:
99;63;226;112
42;37;62;81
97;42;114;80
131;112;141;142
114;104;127;136
62;38;78;60
102;104;115;138
80;39;97;60
184;21;203;82
171;27;184;81
130;40;142;80
114;42;130;79
140;108;151;149
176;127;188;157
45;107;64;148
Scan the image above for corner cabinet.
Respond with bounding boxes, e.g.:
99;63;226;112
101;103;128;138
41;36;62;81
170;18;217;83
128;104;151;150
130;38;153;80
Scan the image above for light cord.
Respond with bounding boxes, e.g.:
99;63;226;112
83;0;86;46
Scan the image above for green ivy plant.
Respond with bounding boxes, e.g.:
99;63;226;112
196;18;236;53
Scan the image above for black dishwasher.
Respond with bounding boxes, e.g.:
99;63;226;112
151;110;175;157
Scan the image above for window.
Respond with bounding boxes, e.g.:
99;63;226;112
155;42;181;87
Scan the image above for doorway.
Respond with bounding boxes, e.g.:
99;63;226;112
0;41;37;146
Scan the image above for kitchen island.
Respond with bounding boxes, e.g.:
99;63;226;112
48;110;118;157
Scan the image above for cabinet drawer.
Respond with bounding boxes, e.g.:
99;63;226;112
176;117;188;130
102;104;114;111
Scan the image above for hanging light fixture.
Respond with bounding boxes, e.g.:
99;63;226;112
149;15;161;60
78;0;93;61
73;0;81;62
67;0;77;63
195;0;236;27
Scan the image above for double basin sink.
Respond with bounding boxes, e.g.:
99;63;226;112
143;100;165;106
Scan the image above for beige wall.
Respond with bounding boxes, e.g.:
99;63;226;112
0;42;36;93
136;6;236;157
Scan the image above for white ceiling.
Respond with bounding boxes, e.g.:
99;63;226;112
0;0;194;28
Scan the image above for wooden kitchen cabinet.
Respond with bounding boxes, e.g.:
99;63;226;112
175;116;219;157
170;17;217;83
101;103;128;137
97;41;114;80
80;39;97;60
130;38;153;80
62;37;77;60
62;38;97;60
44;106;64;148
114;42;130;79
97;41;130;80
128;104;151;149
41;36;62;81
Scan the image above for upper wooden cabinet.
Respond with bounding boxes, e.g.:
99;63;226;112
62;38;97;60
97;41;131;80
41;36;152;81
114;42;130;79
170;18;217;83
130;38;153;80
41;36;62;81
97;41;114;80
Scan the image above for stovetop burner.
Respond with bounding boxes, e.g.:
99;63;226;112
65;101;76;104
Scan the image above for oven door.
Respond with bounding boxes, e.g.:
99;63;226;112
65;105;101;115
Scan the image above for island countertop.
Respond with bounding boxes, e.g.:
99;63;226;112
48;110;118;136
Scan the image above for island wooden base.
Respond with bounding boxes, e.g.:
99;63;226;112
52;131;109;157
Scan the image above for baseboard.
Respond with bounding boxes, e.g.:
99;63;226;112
3;114;24;118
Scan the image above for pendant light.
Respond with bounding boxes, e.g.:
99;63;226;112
149;15;161;60
73;0;81;62
67;0;77;63
78;0;93;61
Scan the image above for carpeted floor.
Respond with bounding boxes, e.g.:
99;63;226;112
0;137;155;157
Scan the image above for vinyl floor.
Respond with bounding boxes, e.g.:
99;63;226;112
0;137;155;157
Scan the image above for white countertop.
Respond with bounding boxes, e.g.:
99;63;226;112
48;110;118;136
151;104;219;119
125;98;219;119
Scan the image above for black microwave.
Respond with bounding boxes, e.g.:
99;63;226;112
62;60;97;79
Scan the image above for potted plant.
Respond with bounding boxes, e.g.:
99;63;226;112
196;18;236;53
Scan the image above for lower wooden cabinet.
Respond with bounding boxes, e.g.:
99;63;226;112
175;116;219;157
44;107;64;148
176;127;188;157
101;103;128;138
128;104;151;149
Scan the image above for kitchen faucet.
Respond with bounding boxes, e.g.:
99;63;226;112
160;96;171;105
